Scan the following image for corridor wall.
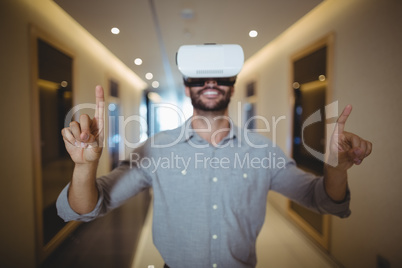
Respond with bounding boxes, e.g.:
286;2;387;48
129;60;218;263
0;0;146;267
232;0;402;267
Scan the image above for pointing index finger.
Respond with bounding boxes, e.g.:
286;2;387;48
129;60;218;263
336;104;352;134
94;85;105;138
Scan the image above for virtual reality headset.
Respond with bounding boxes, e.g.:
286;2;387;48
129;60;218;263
176;44;244;86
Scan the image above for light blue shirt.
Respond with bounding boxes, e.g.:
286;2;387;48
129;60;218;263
57;120;350;268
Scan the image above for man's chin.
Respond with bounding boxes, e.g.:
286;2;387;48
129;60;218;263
192;101;230;112
190;92;231;112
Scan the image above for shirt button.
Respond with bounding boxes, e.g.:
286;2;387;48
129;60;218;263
212;204;218;210
212;177;218;182
181;170;187;175
212;234;218;240
243;173;248;179
212;264;217;268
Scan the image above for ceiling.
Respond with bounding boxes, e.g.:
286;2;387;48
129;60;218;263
54;0;323;94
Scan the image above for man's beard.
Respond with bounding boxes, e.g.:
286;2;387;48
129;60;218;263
189;87;232;112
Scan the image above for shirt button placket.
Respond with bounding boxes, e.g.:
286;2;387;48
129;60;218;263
210;149;220;267
211;175;219;267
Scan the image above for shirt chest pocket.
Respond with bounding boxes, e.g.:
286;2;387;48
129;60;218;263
222;167;266;212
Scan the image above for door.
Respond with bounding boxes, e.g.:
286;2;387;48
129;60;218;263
288;35;334;250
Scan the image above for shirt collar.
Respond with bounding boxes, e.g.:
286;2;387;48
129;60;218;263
176;117;238;144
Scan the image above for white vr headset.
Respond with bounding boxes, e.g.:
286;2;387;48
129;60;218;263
176;44;244;86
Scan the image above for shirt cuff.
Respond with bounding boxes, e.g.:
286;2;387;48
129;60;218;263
315;178;351;218
56;182;104;222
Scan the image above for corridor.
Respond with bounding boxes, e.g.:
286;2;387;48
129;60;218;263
2;1;401;267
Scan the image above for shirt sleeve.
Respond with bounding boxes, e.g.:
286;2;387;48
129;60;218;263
269;147;351;219
56;160;152;222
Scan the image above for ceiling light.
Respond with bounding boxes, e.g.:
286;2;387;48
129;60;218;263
145;73;153;80
111;27;120;34
134;58;143;65
152;81;160;88
181;9;194;20
249;30;258;38
108;103;117;111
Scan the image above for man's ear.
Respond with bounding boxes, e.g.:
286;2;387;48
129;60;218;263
185;86;191;97
230;86;235;97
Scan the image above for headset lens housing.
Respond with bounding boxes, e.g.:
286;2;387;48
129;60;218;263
184;77;237;87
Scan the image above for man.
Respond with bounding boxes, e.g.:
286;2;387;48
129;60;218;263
57;44;372;268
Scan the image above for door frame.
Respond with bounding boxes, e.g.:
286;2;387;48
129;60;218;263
29;25;80;264
287;33;335;251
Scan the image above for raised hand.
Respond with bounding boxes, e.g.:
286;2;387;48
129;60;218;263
61;85;105;164
328;105;372;170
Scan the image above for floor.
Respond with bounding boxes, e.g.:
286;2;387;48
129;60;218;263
132;201;342;268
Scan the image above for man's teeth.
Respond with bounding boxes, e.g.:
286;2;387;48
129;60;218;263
203;91;218;95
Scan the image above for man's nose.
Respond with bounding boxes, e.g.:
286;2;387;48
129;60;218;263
205;79;218;87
